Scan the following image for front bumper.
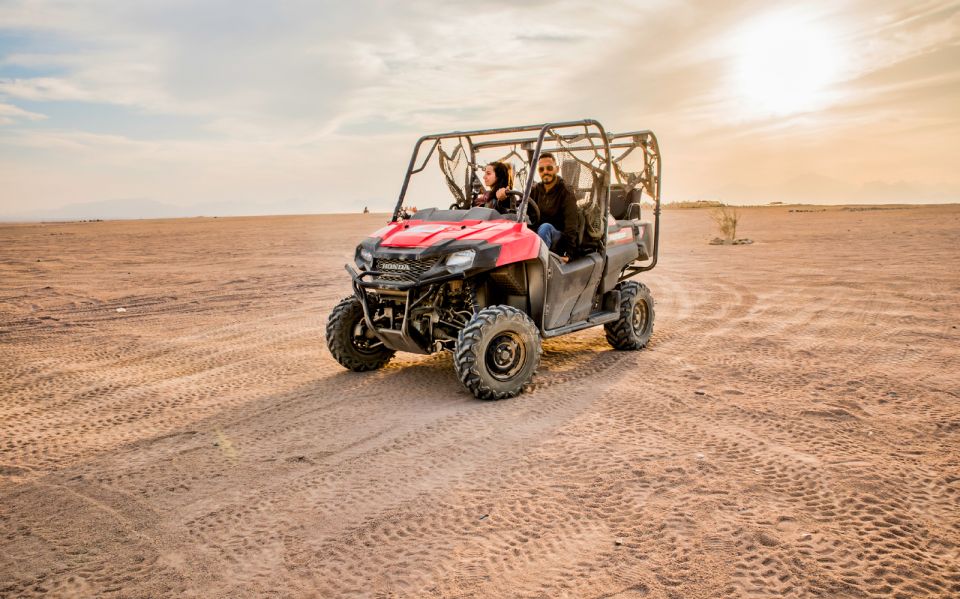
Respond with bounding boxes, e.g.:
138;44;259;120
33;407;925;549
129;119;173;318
346;264;466;354
345;241;500;354
346;263;467;291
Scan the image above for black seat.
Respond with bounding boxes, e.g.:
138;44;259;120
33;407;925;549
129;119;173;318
577;171;607;255
609;185;643;221
561;160;584;200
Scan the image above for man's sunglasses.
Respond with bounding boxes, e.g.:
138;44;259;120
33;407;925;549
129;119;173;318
537;165;556;173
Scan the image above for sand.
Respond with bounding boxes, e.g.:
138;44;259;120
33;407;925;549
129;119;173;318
1;206;959;598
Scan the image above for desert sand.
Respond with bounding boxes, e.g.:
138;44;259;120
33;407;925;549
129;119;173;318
1;205;959;598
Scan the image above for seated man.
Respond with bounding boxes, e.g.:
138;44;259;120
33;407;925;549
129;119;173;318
530;152;579;263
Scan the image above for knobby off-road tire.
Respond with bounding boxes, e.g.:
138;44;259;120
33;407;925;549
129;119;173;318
326;296;395;371
454;305;541;400
605;281;655;350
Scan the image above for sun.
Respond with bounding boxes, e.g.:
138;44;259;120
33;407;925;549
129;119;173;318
730;10;847;117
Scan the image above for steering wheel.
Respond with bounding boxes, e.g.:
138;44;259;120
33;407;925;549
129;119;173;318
502;190;540;225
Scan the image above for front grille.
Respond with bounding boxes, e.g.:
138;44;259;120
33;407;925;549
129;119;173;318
372;257;440;282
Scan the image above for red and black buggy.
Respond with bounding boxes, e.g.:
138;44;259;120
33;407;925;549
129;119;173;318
327;119;661;399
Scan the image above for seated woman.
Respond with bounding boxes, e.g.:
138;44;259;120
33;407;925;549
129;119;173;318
473;162;511;212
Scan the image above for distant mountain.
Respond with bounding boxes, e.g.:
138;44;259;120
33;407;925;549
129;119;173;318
1;197;386;222
711;175;958;205
27;198;188;221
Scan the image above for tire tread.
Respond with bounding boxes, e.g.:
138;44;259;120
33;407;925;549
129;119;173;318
454;305;540;400
326;296;395;371
604;281;655;350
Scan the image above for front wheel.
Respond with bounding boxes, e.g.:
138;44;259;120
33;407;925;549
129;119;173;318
326;296;395;371
604;281;655;350
454;306;541;400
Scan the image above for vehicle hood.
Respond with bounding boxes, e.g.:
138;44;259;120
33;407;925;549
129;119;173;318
372;219;528;248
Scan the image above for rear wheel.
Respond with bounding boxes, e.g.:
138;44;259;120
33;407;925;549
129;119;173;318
326;296;395;371
454;305;541;400
605;281;655;350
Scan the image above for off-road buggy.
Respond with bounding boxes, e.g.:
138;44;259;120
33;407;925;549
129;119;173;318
327;119;661;399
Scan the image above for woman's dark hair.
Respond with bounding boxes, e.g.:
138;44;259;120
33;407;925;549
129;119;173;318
488;161;510;191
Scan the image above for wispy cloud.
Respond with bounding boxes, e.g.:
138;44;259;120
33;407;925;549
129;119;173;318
0;0;957;216
0;100;46;124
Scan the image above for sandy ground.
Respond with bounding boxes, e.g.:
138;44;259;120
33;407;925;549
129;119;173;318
1;205;959;598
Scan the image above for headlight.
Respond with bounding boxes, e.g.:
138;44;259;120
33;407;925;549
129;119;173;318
357;247;374;268
445;249;476;272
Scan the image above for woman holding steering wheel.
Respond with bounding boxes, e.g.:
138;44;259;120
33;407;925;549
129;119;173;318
474;162;512;212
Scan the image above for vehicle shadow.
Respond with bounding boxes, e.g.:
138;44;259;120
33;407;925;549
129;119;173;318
319;330;643;402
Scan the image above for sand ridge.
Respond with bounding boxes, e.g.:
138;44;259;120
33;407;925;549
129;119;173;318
1;206;959;597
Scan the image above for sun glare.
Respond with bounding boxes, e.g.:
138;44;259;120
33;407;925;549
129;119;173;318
730;11;847;117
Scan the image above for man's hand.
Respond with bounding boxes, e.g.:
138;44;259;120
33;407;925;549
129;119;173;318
561;255;569;263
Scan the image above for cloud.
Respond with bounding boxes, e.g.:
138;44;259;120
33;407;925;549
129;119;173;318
0;0;652;135
0;101;46;123
0;77;99;102
0;0;958;214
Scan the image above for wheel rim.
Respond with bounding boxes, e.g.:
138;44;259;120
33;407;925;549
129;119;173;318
485;332;526;381
351;320;383;355
632;298;649;336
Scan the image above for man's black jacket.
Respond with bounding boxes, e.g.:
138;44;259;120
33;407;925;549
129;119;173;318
530;176;579;256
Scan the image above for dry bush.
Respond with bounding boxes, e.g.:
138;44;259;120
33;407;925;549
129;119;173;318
711;205;740;240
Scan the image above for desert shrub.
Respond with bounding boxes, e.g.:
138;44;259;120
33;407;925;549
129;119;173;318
711;205;740;240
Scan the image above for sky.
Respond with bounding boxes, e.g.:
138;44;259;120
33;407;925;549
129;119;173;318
0;0;958;218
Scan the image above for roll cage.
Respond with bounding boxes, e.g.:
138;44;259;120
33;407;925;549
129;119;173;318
390;119;662;273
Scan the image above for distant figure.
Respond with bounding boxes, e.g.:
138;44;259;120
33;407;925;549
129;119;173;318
363;206;369;214
474;162;510;212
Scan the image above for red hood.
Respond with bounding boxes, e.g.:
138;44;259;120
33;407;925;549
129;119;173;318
369;218;542;266
373;219;527;248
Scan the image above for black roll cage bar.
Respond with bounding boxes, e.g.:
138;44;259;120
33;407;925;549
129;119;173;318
391;119;661;273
